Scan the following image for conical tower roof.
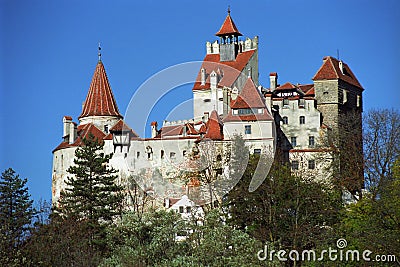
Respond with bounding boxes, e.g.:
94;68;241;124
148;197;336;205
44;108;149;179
79;60;122;119
215;9;242;37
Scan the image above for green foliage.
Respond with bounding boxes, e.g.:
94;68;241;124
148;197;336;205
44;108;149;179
101;209;268;267
23;216;103;266
0;168;35;265
101;210;187;266
225;155;343;259
340;158;400;260
57;134;124;223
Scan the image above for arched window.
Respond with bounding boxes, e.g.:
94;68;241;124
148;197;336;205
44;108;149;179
299;116;305;124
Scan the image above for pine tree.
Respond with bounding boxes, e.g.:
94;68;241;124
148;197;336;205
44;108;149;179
0;168;34;261
57;133;124;228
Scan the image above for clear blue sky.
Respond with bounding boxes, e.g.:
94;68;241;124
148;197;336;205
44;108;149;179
1;0;399;203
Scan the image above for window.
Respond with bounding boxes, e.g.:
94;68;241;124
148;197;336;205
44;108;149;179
104;125;109;133
291;137;297;147
161;150;165;159
283;98;289;108
308;160;315;170
179;206;184;213
245;125;252;134
343;90;348;104
136;151;140;159
291;161;299;170
186;206;191;213
357;95;361;107
282;116;288;125
216;154;222;161
204;99;211;102
238;108;253;115
254;149;261;154
183;150;187;156
170;152;176;159
299;98;305;108
309;136;315;147
299;116;305;124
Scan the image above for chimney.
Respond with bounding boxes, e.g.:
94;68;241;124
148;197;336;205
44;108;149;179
151;121;158;138
69;122;77;144
201;68;206;85
63;116;72;139
269;72;278;91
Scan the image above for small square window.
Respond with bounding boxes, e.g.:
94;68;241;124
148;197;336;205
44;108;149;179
170;152;176;159
300;116;305;124
308;160;315;170
291;161;299;170
186;206;191;213
245;125;251;134
291;137;297;147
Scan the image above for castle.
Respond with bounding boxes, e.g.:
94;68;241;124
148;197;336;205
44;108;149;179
52;10;364;207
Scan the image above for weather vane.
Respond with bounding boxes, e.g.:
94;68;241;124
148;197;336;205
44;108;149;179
228;5;231;14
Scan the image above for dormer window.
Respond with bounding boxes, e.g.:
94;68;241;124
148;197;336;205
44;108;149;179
283;98;289;108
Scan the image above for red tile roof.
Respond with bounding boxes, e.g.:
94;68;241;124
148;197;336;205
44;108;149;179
215;12;242;37
63;116;73;120
192;50;255;91
204;110;224;140
312;56;363;89
109;119;139;139
224;79;273;122
276;82;296;90
298;84;314;94
231;78;265;109
53;123;107;152
79;61;123;119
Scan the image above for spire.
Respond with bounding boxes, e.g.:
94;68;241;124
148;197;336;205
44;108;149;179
215;8;242;37
79;59;123;119
98;42;102;61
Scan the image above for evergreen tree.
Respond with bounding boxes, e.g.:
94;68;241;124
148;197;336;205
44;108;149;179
56;134;124;249
58;134;124;222
0;168;34;263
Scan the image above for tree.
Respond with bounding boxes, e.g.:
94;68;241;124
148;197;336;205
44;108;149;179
56;134;124;250
341;158;400;259
363;108;400;197
0;168;35;265
225;155;343;264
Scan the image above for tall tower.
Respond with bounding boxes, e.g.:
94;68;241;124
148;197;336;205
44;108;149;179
192;9;259;119
313;56;364;194
78;55;123;133
215;8;242;62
